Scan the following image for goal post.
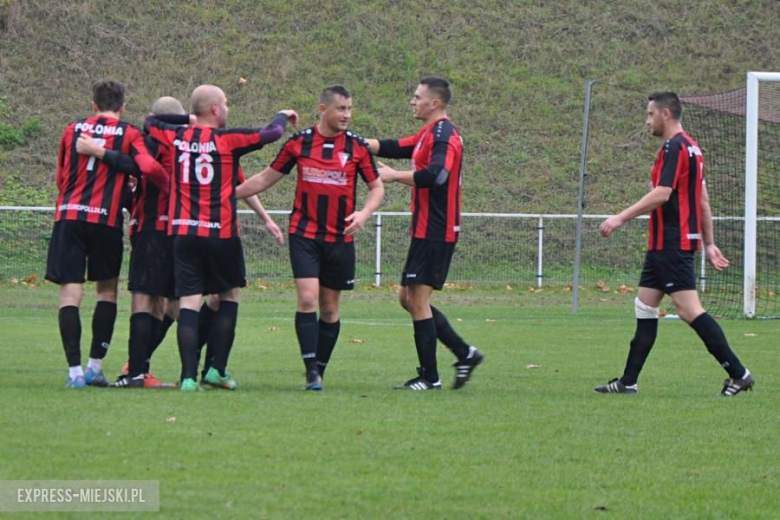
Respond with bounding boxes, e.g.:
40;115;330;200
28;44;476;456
744;72;780;318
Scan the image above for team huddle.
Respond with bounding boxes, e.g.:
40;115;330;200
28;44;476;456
46;76;483;392
46;78;753;396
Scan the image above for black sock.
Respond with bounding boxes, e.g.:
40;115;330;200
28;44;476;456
129;313;155;377
295;312;319;374
177;309;200;381
413;318;439;383
58;306;81;367
620;319;658;386
316;319;341;378
430;306;470;360
89;301;117;360
208;301;239;377
689;313;746;379
197;302;218;375
146;315;173;373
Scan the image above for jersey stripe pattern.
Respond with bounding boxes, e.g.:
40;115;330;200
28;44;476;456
381;117;463;243
129;135;170;236
270;126;379;243
648;131;703;251
55;116;150;229
147;121;276;239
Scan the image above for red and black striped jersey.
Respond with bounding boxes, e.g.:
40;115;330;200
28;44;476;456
377;117;463;243
146;114;286;239
55;115;156;229
129;135;170;235
648;131;704;251
270;126;379;243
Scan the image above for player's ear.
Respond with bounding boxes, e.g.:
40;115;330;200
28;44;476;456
318;103;327;115
91;101;99;112
118;103;126;115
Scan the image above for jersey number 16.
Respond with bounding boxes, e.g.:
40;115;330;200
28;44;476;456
179;152;214;185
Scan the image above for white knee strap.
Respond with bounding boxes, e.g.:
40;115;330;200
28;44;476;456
635;297;660;319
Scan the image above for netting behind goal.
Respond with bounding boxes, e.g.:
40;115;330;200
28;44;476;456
682;81;780;318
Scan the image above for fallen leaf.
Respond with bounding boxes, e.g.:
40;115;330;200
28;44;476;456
506;284;513;291
485;319;496;323
456;318;463;322
528;286;536;293
744;333;756;337
267;326;278;332
357;429;364;436
594;505;608;511
564;284;572;292
349;338;365;344
617;284;634;293
659;310;668;317
238;77;247;84
23;274;38;284
11;278;19;285
166;417;177;423
526;364;541;369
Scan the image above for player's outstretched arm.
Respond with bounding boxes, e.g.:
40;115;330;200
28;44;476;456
377;162;415;186
76;134;141;178
236;167;285;199
599;186;672;237
243;195;285;246
345;178;384;236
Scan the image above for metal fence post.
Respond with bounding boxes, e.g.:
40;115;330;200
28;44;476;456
374;213;382;287
536;215;544;288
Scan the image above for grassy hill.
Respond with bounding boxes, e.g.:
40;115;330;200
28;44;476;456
1;1;779;212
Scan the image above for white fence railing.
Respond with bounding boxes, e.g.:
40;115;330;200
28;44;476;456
0;206;676;290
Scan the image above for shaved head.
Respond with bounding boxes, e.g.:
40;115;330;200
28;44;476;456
151;96;185;115
190;85;224;116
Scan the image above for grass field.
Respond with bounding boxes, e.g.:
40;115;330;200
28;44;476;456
1;285;778;519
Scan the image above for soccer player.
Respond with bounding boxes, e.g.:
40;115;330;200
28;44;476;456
78;98;284;388
145;84;296;392
46;79;167;388
366;76;484;391
236;85;384;390
595;91;754;397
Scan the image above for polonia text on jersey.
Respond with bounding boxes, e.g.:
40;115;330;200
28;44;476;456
74;122;124;136
173;139;217;154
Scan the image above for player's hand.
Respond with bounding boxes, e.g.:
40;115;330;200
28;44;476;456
279;110;299;128
377;163;396;183
705;244;729;271
344;210;369;236
264;217;285;246
599;215;624;237
76;134;104;156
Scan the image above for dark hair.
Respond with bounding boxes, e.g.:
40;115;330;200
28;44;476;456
92;79;125;112
320;85;351;106
420;76;452;105
648;91;682;120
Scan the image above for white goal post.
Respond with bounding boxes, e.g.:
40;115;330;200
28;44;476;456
744;72;780;318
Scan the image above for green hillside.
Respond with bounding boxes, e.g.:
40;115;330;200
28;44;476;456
1;1;779;211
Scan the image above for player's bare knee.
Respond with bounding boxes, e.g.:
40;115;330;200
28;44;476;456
635;297;660;319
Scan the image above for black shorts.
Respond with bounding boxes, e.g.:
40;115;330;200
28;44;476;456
401;238;456;291
173;235;246;297
638;249;697;294
45;220;123;284
128;231;175;298
288;234;355;291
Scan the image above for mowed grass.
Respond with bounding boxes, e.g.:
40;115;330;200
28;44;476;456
0;285;778;519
